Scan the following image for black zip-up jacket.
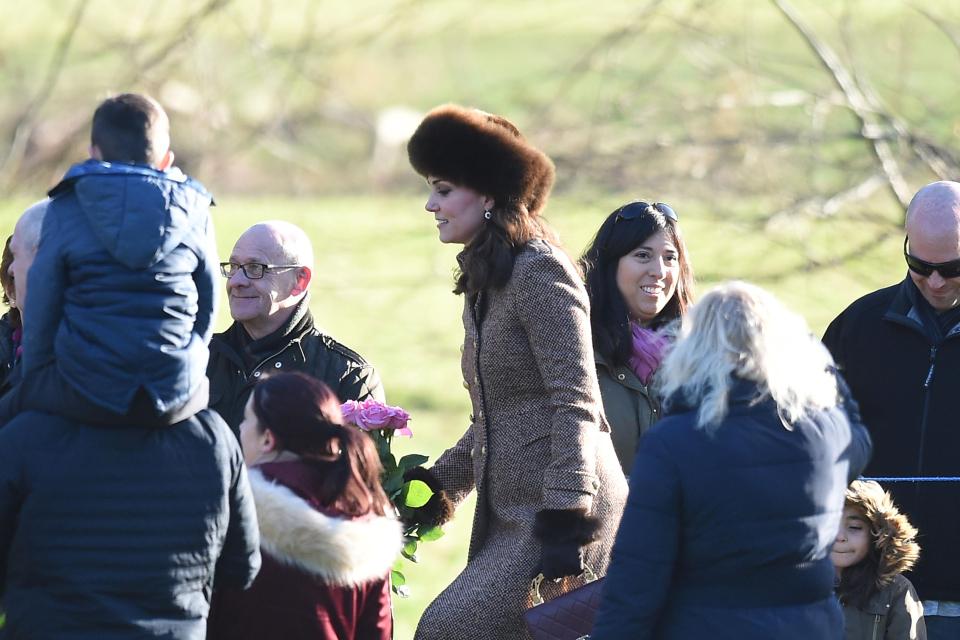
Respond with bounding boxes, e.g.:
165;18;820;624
823;277;960;602
206;299;384;435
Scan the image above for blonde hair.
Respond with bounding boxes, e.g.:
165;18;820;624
656;281;838;431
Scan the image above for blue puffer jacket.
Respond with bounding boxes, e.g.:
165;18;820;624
591;377;872;640
23;160;217;414
0;408;261;639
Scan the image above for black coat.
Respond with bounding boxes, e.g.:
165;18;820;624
592;378;871;640
0;408;260;639
206;299;384;434
823;277;960;602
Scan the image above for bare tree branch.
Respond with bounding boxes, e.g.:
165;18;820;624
0;0;88;191
772;0;912;209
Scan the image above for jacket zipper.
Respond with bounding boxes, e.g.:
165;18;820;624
917;344;937;477
883;312;959;485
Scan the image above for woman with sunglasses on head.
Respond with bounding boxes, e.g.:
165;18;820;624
404;104;628;640
580;201;694;475
206;372;401;640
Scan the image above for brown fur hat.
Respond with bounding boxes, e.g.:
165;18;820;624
407;104;556;217
845;480;920;590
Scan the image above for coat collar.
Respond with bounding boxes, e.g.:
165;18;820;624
247;467;402;587
595;351;649;394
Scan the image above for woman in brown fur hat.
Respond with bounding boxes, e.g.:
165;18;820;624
833;480;926;639
404;104;628;640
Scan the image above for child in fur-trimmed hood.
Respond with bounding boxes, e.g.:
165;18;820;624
833;480;926;640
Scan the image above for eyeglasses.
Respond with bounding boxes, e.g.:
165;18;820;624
219;262;301;279
613;201;678;224
903;237;960;279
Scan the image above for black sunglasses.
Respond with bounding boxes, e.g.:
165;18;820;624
903;237;960;279
613;201;678;224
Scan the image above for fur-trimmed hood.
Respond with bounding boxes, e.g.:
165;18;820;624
407;103;555;218
846;480;920;590
248;468;403;587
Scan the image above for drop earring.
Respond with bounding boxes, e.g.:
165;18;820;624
483;210;492;220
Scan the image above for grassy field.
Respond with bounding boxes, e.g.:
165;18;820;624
0;192;908;638
0;0;955;637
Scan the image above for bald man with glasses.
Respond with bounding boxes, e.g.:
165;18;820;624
207;221;384;433
823;181;960;638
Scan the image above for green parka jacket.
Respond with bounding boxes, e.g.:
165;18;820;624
842;574;926;640
595;352;660;475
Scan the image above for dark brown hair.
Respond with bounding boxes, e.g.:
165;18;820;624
454;202;560;296
580;203;694;366
251;372;390;518
1;236;21;333
91;93;169;166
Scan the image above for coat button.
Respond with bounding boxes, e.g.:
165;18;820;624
253;371;262;378
463;380;469;389
274;362;282;368
617;373;626;381
481;445;486;455
478;410;484;420
592;479;600;490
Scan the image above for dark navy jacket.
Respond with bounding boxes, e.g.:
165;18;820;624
23;160;217;414
592;378;871;640
0;408;260;639
824;277;960;602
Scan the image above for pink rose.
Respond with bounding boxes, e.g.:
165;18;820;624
357;400;393;430
340;400;361;425
386;406;413;437
340;399;413;437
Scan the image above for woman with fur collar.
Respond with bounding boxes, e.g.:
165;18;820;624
405;104;627;639
206;372;402;640
834;480;926;640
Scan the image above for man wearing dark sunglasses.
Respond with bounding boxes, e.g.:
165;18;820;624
823;181;960;638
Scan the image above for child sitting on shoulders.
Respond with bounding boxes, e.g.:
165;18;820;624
0;93;216;427
833;479;926;640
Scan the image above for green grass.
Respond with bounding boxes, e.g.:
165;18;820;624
0;0;952;636
0;192;906;638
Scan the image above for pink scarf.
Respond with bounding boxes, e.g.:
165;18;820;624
627;323;668;385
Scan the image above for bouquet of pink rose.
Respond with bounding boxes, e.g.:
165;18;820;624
340;398;444;597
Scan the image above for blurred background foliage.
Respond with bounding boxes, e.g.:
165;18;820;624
0;0;958;637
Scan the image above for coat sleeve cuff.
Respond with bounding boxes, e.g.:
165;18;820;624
542;470;600;511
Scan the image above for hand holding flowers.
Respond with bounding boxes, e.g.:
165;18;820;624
340;398;443;597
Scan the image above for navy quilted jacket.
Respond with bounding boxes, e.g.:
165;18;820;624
0;408;260;639
592;377;871;640
23;160;217;414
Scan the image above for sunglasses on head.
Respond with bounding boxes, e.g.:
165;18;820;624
903;237;960;279
613;201;678;224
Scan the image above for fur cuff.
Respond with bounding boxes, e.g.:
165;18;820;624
534;508;602;546
403;466;454;528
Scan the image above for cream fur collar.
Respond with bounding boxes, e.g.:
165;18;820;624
248;468;403;587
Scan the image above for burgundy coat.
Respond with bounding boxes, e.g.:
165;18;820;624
207;460;402;640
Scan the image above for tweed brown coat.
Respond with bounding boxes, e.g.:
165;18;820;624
415;240;628;640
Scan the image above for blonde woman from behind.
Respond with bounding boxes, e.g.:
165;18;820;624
592;281;872;640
